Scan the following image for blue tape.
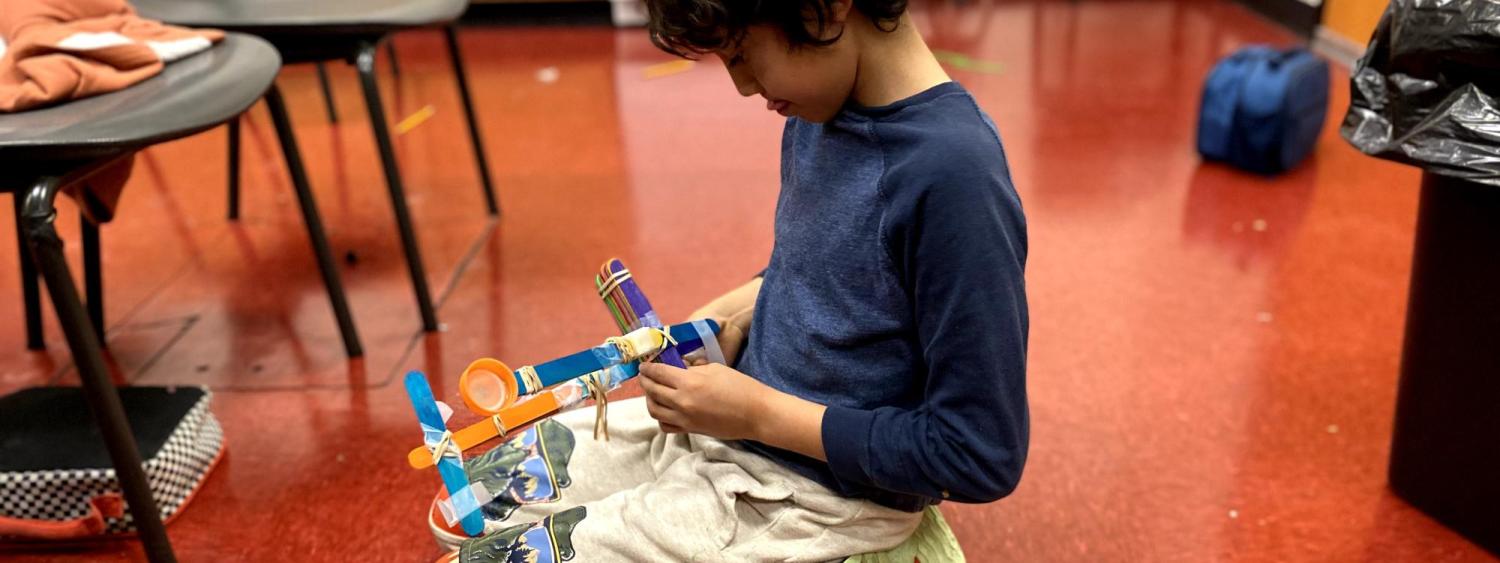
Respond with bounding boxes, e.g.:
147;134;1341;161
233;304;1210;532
691;320;726;365
591;340;626;368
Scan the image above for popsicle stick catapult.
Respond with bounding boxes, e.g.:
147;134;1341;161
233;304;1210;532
403;259;724;535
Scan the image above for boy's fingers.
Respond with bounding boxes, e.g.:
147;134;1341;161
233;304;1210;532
659;423;686;434
645;394;684;426
641;376;681;409
639;363;666;386
639;362;687;388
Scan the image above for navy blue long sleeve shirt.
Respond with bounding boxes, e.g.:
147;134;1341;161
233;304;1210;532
736;81;1030;512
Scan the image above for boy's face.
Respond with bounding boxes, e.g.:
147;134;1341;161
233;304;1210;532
717;24;858;123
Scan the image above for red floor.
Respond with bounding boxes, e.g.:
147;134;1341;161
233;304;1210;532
1;1;1494;561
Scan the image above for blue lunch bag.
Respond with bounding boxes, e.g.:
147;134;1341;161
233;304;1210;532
1197;45;1330;174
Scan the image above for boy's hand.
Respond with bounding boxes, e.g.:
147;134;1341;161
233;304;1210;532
638;362;770;440
641;360;830;461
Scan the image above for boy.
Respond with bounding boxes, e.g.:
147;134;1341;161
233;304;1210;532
432;1;1028;560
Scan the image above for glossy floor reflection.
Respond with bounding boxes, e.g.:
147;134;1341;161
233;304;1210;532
1;0;1494;561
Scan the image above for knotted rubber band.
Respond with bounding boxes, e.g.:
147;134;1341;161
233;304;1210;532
605;336;636;360
657;327;678;350
583;327;677;441
583;371;610;441
517;365;542;394
430;430;462;466
490;414;507;437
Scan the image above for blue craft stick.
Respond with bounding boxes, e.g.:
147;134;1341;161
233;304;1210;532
403;371;485;537
512;320;721;393
530;348;607;389
669;319;719;356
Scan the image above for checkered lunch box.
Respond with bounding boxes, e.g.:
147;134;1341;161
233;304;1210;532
0;386;224;539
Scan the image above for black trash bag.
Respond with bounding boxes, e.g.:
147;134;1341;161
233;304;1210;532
1340;0;1500;187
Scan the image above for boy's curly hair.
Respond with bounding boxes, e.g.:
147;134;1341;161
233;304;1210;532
646;0;908;58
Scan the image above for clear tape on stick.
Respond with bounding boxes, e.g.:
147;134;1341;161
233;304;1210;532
437;481;496;526
604;364;632;388
551;380;589;411
691;320;725;365
421;423;465;469
591;341;626;368
639;311;664;331
564;363;633;408
574;364;632;403
420;423;450;452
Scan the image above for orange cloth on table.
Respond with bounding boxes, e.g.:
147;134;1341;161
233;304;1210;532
0;0;223;112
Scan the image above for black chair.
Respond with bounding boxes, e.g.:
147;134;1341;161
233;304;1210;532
0;34;330;562
8;44;365;357
134;0;502;333
310;41;402;125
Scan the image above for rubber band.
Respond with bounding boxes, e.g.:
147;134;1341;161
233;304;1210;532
429;430;462;467
658;326;678;350
597;268;632;299
622;326;668;362
518;365;542;394
632;327;677;364
604;335;636;360
582;371;609;440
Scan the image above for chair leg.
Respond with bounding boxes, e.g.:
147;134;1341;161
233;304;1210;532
316;63;339;123
18;176;176;563
264;85;364;358
354;42;439;332
227;116;241;220
14;195;44;350
387;40;401;80
444;25;500;216
81;211;104;343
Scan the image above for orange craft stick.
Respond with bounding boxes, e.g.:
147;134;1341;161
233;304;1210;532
406;390;563;469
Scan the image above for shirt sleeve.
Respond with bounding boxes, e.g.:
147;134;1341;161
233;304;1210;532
820;161;1030;503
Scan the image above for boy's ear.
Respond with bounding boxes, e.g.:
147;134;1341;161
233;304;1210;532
827;0;854;24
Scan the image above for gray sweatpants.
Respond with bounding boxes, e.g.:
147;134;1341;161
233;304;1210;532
439;397;921;562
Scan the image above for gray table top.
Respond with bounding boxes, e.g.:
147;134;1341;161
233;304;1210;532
133;0;467;33
0;33;278;163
